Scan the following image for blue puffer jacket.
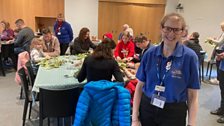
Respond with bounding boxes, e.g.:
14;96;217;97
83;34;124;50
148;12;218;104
74;80;131;126
54;21;73;44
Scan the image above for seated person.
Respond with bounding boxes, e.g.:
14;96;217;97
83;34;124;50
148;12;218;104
77;38;124;83
132;35;153;63
70;27;96;55
184;32;203;63
103;32;113;39
30;38;50;74
0;21;14;41
40;28;60;57
114;31;135;62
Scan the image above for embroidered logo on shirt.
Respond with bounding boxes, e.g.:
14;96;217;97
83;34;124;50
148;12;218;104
171;69;182;79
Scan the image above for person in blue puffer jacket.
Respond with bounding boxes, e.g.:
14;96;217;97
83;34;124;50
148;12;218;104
74;80;131;126
54;13;73;55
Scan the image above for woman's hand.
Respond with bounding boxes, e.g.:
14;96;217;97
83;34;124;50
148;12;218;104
116;56;122;61
217;52;224;59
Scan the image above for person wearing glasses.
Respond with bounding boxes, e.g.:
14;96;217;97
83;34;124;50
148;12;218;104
131;13;200;126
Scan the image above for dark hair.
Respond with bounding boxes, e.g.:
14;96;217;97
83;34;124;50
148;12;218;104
42;28;51;34
192;32;200;39
92;38;116;59
78;27;90;41
15;19;24;24
160;13;186;30
134;35;148;43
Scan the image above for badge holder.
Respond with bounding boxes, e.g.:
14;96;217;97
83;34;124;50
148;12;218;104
151;94;166;109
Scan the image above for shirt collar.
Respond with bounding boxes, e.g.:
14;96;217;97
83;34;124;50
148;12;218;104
156;41;183;58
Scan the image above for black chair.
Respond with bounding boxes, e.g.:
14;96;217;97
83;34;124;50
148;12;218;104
39;87;82;126
0;52;6;76
25;61;36;86
206;47;217;80
18;67;38;126
206;59;216;80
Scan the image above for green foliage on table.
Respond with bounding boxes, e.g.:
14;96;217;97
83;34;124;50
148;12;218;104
75;53;88;60
38;57;65;69
118;62;127;69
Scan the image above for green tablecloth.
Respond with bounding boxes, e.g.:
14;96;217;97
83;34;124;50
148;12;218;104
32;56;86;92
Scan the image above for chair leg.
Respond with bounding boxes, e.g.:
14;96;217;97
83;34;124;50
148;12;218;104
0;57;6;76
206;62;210;76
22;100;29;126
20;86;23;99
202;61;204;81
57;117;60;126
28;102;32;119
48;118;50;126
209;64;213;80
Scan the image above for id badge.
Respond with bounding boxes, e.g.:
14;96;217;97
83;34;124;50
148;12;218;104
151;94;166;109
57;32;61;35
155;85;165;92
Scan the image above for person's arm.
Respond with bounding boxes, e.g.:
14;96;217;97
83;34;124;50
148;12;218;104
127;41;135;58
88;40;96;49
77;58;87;82
67;24;74;42
210;33;224;46
73;39;89;54
132;80;144;126
113;60;124;82
187;88;199;126
114;42;121;58
14;31;24;47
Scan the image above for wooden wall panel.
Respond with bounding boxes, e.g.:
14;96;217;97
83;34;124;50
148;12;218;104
99;1;165;43
0;0;64;32
99;0;166;5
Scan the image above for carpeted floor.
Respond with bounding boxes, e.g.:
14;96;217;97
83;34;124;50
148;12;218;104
0;70;223;126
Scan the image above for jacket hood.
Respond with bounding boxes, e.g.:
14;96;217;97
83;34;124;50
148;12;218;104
85;80;123;91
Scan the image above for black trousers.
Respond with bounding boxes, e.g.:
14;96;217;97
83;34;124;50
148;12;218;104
140;94;187;126
60;43;69;55
219;70;224;109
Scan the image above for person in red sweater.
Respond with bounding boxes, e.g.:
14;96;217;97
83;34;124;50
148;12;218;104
114;31;135;61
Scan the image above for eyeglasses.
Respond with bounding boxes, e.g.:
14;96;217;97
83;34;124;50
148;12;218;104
162;26;183;34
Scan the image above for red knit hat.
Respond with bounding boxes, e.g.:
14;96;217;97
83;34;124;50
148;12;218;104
104;33;113;39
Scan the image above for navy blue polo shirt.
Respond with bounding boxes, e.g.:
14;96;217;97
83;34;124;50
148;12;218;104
136;42;200;103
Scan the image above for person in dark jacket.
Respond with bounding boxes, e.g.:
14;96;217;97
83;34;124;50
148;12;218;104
54;13;73;55
70;27;96;55
13;19;34;69
184;32;203;63
77;38;124;83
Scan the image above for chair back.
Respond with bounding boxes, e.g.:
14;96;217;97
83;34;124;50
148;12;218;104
18;67;30;101
25;61;35;86
39;87;82;118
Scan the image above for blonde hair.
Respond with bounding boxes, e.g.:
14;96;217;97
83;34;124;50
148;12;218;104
160;13;186;30
30;38;44;50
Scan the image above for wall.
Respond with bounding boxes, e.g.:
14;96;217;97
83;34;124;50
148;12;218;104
165;0;224;60
0;0;64;32
65;0;98;38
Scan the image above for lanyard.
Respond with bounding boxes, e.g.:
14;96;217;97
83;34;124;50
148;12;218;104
156;57;172;95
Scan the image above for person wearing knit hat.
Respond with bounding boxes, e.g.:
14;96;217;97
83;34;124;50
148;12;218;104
103;32;113;39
